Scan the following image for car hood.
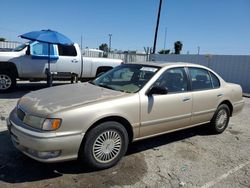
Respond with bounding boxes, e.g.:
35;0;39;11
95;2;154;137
18;82;128;116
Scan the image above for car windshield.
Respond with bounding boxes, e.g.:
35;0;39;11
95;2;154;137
91;64;159;93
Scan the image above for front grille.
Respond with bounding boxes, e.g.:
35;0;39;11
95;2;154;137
17;107;26;121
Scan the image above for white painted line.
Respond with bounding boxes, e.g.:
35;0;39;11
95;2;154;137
201;161;250;188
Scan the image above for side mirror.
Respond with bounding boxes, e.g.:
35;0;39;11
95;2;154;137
147;86;168;96
26;45;30;55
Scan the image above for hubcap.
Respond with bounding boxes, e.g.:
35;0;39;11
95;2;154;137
215;109;228;129
93;130;122;163
0;74;12;90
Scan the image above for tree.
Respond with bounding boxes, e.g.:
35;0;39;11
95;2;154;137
158;49;170;54
0;37;6;42
99;43;109;57
99;43;109;52
174;41;183;54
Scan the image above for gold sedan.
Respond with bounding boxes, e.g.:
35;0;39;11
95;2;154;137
7;62;244;169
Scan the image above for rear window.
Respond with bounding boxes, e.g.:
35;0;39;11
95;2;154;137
58;45;77;56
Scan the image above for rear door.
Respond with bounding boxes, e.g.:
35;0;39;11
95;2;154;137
188;67;221;124
54;44;81;76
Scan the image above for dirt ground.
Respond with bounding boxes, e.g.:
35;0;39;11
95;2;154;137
0;82;250;188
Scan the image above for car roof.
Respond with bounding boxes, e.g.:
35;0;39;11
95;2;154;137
127;61;206;69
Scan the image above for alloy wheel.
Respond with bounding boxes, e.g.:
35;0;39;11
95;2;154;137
92;130;122;163
0;74;12;90
215;109;228;130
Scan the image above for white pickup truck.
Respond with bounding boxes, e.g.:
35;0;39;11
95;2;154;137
0;41;122;92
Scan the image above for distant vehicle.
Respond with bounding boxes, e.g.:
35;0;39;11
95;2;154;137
0;41;122;92
7;62;244;169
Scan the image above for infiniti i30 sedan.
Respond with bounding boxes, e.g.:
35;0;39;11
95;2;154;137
7;62;244;169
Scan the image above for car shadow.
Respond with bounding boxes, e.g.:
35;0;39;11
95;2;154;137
0;124;213;184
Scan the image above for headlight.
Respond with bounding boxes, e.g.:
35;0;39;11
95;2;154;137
23;115;45;129
42;118;62;131
23;115;61;131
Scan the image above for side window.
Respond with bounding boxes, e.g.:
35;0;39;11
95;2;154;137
210;72;220;88
58;45;77;56
189;68;213;90
31;42;55;56
154;67;188;93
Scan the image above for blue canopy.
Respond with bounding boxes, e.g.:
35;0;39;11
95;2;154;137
20;29;73;45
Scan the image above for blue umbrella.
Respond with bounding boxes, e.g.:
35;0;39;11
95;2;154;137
20;29;73;45
20;30;73;86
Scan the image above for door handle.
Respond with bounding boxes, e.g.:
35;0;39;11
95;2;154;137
217;94;223;97
71;59;78;63
182;97;191;102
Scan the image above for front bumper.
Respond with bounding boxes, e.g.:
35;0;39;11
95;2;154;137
7;109;84;163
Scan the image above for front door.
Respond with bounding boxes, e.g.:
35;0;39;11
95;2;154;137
139;67;192;138
20;41;58;78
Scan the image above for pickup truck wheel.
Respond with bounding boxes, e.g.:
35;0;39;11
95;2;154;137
79;121;128;169
210;104;230;134
0;72;16;92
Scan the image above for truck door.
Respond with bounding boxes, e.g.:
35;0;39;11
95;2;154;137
54;44;81;77
20;41;58;78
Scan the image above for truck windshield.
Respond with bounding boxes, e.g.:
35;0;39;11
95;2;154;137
12;42;31;52
91;64;159;93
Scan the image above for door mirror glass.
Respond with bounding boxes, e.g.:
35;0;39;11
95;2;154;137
147;86;168;95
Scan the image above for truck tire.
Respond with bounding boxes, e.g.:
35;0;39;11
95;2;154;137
0;71;16;93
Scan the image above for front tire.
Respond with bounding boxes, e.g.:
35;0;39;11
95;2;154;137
79;121;129;169
0;71;16;93
210;104;230;134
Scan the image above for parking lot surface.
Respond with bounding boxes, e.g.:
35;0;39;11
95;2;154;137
0;82;249;188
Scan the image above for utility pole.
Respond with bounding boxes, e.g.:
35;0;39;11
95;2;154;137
108;34;112;52
163;27;167;50
153;0;163;54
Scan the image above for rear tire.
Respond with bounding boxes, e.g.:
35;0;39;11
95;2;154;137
79;121;128;169
210;104;230;134
0;71;16;93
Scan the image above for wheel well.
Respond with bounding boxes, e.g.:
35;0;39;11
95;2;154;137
0;62;18;77
219;100;233;116
85;116;134;143
96;66;113;77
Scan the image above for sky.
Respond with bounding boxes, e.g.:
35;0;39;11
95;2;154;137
0;0;250;55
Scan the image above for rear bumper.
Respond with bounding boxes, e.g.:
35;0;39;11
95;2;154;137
7;110;84;163
232;100;244;116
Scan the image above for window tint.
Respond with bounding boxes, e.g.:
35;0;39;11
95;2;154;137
58;45;77;56
210;72;220;88
154;67;188;93
189;68;213;90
